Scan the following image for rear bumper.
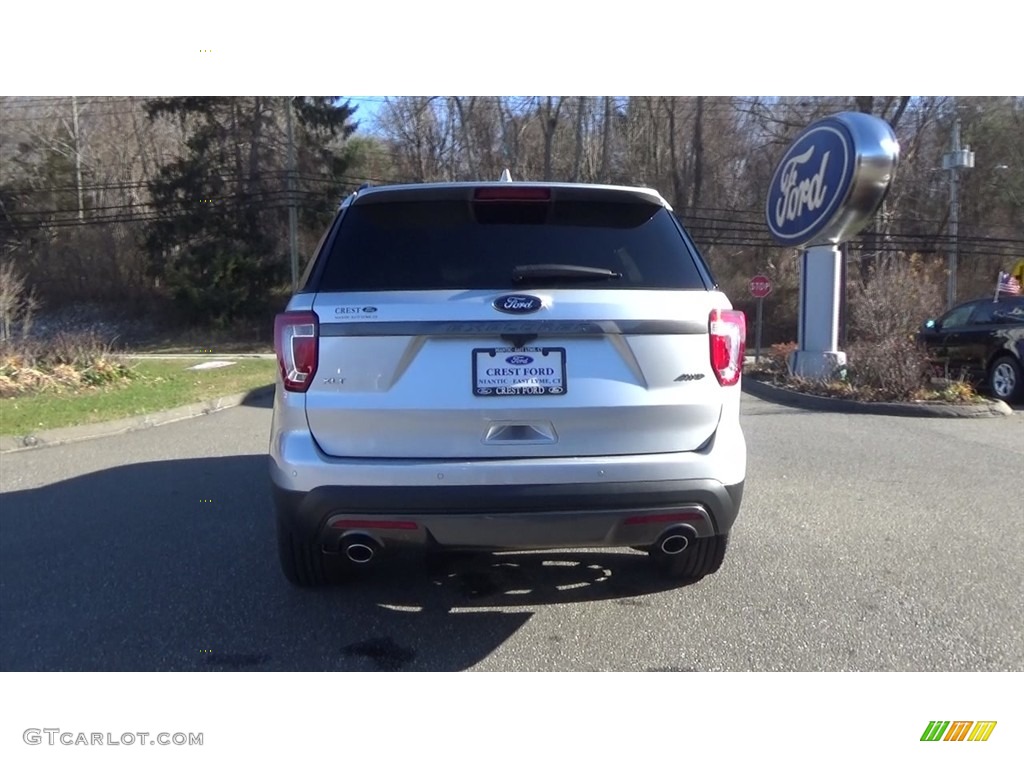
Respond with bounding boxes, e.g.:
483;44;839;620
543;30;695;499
270;388;745;552
272;478;743;552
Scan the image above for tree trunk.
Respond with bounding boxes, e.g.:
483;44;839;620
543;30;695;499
692;95;705;214
128;96;152;188
498;98;521;173
572;96;586;182
249;96;262;188
664;98;684;211
540;96;563;180
71;96;84;222
600;96;612;183
855;96;877;282
453;97;477;178
231;101;244;196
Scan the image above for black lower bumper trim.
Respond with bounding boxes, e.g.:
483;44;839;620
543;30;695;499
273;478;744;540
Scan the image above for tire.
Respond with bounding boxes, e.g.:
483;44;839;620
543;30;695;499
650;533;730;582
987;355;1023;402
276;516;330;587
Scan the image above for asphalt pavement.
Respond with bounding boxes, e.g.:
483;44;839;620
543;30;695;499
1;394;1021;671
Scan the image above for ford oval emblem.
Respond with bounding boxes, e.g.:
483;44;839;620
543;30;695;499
766;120;853;247
765;112;899;248
506;355;534;365
493;294;543;314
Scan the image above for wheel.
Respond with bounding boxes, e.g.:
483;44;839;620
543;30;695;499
650;533;730;582
276;516;330;587
987;355;1023;402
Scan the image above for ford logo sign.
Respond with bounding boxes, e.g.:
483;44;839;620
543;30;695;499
766;112;899;248
506;355;534;365
493;294;543;314
766;119;853;246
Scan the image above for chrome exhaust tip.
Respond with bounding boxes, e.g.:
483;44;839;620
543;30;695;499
340;533;379;565
656;525;697;556
660;534;690;555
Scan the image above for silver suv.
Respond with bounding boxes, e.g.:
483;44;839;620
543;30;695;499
270;178;746;586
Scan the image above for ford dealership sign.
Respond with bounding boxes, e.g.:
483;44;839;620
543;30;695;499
766;112;899;248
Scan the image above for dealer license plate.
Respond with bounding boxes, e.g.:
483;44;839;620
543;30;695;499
472;347;567;397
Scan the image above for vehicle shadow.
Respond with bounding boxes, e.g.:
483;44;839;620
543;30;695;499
0;455;693;672
240;385;274;408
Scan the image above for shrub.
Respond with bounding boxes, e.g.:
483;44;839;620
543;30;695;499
837;255;946;398
847;255;945;343
770;341;797;370
747;341;797;377
0;331;135;396
843;337;932;400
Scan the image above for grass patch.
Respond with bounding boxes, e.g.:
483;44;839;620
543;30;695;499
1;359;277;436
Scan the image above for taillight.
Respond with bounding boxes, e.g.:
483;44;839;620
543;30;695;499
474;186;551;201
274;311;319;392
709;309;746;386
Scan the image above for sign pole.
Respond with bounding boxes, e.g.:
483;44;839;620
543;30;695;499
748;273;772;363
790;244;844;378
755;296;763;364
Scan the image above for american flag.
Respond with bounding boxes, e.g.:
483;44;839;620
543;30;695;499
996;271;1022;296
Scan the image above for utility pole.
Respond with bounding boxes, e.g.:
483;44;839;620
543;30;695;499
285;98;299;293
71;96;84;222
942;108;975;308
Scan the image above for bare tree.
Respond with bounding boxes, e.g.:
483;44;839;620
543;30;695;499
599;96;613;183
572;96;586;182
537;96;564;180
452;97;478;178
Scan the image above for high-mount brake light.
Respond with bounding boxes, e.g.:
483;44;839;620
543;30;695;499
274;311;319;393
474;187;551;201
709;309;746;386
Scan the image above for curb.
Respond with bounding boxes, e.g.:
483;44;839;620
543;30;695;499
742;376;1013;418
0;385;275;454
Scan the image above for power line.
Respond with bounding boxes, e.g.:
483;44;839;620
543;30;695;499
0;95;383;119
6;164;1024;253
7;196;1024;259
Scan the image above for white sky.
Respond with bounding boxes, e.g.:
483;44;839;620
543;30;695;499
2;3;1016;95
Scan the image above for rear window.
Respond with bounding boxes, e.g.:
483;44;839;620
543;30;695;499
317;199;708;291
971;298;1024;325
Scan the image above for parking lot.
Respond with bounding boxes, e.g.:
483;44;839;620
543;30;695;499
1;394;1021;671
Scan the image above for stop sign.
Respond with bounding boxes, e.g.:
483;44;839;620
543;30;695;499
750;274;772;298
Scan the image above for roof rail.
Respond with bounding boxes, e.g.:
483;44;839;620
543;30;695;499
499;169;513;182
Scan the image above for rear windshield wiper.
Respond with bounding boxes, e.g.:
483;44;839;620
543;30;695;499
512;264;622;283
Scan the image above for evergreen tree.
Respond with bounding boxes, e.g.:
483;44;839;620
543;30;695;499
143;97;357;324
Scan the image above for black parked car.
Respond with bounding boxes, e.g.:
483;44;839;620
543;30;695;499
918;296;1024;401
